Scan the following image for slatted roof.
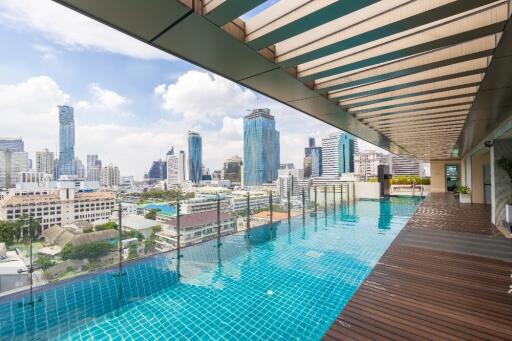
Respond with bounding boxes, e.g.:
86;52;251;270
55;0;512;160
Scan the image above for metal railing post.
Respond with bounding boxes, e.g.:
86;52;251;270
216;194;221;248
287;189;291;221
246;192;250;232
302;188;305;219
333;185;336;215
176;198;181;251
118;203;123;275
269;190;273;224
352;182;355;202
314;186;317;215
340;183;343;204
324;186;327;212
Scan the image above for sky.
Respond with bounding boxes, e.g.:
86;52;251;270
0;0;385;180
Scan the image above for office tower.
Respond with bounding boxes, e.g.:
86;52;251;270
75;158;86;179
339;133;356;174
188;131;202;183
223;155;242;183
0;137;24;152
243;109;280;186
58;105;75;176
321;132;341;177
355;150;389;181
28;159;33;171
167;148;186;186
304;138;322;178
145;160;167;180
0;151;29;188
86;154;102;181
101;164;121;187
36;148;55;176
389;154;425;176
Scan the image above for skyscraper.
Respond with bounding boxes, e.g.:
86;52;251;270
0;138;24;152
223;155;243;183
86;154;102;181
58;105;75;177
36;148;55;176
339;133;356;174
243;108;280;186
322;132;357;177
75;158;86;179
304;137;322;178
0;151;29;188
389;154;425;176
167;148;186;186
145;160;167;180
101;164;121;187
188;131;202;183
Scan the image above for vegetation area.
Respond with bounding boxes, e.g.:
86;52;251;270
390;176;430;185
455;185;471;194
127;244;138;260
36;255;56;270
61;241;114;261
135;189;195;203
94;221;117;231
122;229;144;241
144;208;160;220
0;217;41;246
143;225;162;253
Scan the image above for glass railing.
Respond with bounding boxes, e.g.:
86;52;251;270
0;182;358;300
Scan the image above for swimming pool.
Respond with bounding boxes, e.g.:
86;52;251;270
0;197;420;340
142;203;176;216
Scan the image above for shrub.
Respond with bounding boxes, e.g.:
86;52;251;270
95;221;117;231
123;230;144;241
456;185;471;194
36;255;55;270
61;241;114;261
144;208;160;220
390;176;430;185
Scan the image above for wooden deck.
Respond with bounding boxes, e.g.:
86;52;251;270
325;193;512;341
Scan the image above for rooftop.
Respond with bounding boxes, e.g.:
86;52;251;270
159;210;231;228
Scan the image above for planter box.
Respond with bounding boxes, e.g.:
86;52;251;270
506;204;512;224
459;193;471;204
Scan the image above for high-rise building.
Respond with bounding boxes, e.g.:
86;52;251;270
86;154;102;181
0;151;29;188
223;155;243;183
188;131;202;183
321;132;341;177
355;150;389;181
58;105;75;176
322;132;357;177
304;138;322;178
243;109;280;186
101;164;121;187
0;138;24;152
75;158;86;179
36;148;55;176
339;133;356;174
145;160;167;180
167;148;186;186
389;154;425;176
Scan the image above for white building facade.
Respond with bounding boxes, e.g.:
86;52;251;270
0;151;29;188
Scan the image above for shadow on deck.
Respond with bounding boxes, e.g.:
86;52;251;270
325;193;512;340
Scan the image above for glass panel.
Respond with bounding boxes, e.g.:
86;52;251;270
446;164;460;192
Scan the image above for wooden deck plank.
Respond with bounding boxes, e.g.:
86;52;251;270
324;193;512;340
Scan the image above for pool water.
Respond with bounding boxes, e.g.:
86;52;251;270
0;197;420;340
142;203;176;216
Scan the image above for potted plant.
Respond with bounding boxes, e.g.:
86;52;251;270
497;158;512;224
457;185;471;204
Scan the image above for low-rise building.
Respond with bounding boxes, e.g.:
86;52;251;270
155;210;235;252
0;245;28;294
180;197;229;214
122;214;161;239
229;191;275;212
0;188;115;230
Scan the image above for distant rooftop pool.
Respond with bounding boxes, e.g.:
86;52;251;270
142;202;176;216
0;197;421;340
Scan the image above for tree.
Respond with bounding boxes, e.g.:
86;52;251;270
144;208;160;220
127;243;138;260
123;230;144;241
37;255;55;270
95;221;117;231
144;225;162;253
61;241;114;261
0;220;19;246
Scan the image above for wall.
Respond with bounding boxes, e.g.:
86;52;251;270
471;152;490;204
491;139;512;225
355;182;380;199
430;160;461;192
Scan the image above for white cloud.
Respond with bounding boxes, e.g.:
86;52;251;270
156;71;257;125
89;84;129;110
0;0;175;61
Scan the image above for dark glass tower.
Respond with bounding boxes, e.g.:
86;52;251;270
243;109;280;186
58;105;75;176
188;131;202;183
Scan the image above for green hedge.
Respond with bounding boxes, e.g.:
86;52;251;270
390;176;430;185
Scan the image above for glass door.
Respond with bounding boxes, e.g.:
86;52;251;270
483;164;491;204
445;164;460;192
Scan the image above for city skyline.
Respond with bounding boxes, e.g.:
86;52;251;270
0;1;386;180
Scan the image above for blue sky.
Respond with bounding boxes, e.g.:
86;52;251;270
0;0;381;179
